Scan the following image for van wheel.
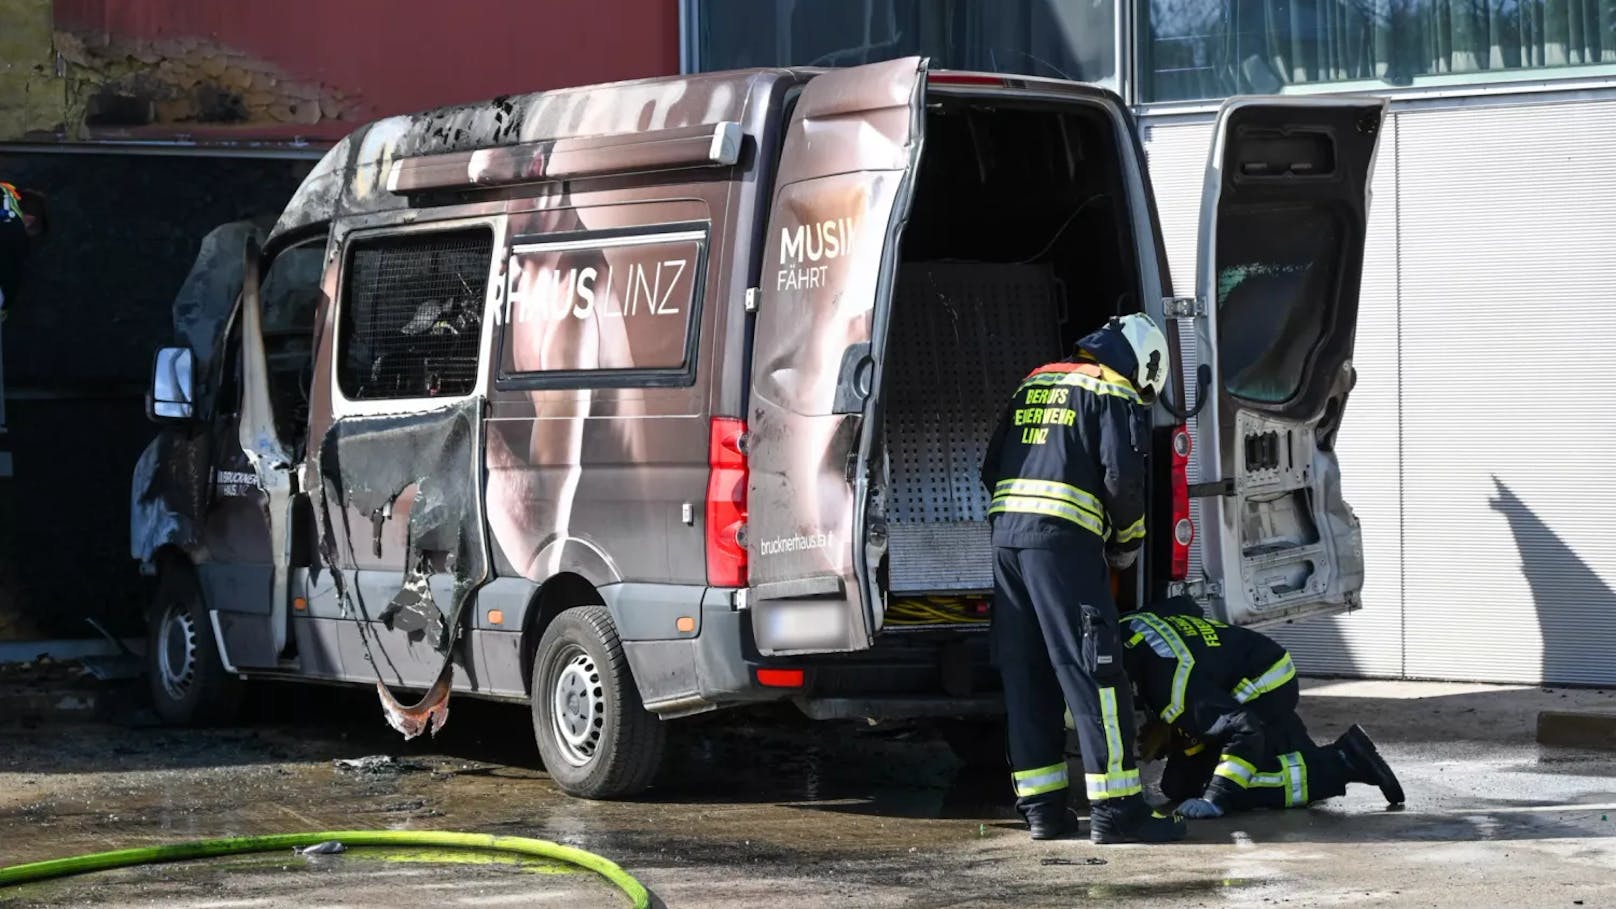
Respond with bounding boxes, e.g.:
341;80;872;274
531;606;665;799
146;565;242;726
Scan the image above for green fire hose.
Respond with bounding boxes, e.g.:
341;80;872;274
0;830;650;908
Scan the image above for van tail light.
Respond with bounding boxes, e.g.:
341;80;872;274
1170;425;1194;582
755;668;804;688
706;418;749;587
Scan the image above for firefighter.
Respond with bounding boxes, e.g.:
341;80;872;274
981;313;1186;844
1125;595;1405;817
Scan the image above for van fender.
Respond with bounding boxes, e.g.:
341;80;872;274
131;437;206;572
525;535;621;589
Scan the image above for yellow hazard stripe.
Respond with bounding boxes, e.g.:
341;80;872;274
1084;769;1143;800
989;496;1106;538
994;478;1105;519
1113;516;1146;544
1245;752;1311;806
1233;653;1297;704
1018;369;1140;403
1213;754;1260;788
1012;762;1069;797
1125;613;1195;723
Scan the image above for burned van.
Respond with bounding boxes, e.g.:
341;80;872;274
132;58;1383;799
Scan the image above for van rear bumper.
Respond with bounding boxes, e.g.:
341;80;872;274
611;585;1002;720
614;587;786;718
794;695;1002;721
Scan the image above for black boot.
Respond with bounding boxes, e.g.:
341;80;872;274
1022;804;1080;841
1088;795;1188;844
1335;724;1405;806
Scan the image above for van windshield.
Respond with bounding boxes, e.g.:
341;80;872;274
691;0;1116;86
1215;205;1344;405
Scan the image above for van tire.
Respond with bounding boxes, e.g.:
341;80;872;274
146;564;243;726
530;606;665;799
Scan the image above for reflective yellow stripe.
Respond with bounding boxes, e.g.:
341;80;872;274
1084;769;1143;800
1232;653;1297;704
1182;741;1206;757
1213;754;1259;789
1012;762;1070;797
1018;369;1141;403
1243;752;1309;806
1280;752;1309;806
993;478;1105;520
1125;613;1195;722
1113;516;1146;544
1100;687;1125;781
989;496;1106;538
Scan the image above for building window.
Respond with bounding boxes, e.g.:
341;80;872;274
1141;0;1616;102
689;0;1117;86
338;228;492;401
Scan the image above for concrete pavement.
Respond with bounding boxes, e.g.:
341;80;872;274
1;678;1613;907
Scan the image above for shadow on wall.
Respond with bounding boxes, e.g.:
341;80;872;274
1488;476;1616;687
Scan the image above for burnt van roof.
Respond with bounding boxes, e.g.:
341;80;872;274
268;68;796;242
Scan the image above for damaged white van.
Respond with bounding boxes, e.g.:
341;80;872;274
132;57;1382;798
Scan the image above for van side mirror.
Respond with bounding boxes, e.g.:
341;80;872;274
148;347;197;424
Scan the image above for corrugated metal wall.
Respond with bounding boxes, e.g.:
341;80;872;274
1395;99;1616;686
1140;95;1616;686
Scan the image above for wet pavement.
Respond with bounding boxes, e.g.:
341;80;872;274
3;678;1615;908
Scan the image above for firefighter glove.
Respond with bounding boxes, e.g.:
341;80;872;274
1177;798;1225;819
1106;546;1139;570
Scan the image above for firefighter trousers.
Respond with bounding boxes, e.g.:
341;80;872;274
1161;680;1350;811
992;541;1141;814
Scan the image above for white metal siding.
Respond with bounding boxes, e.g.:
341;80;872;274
1395;99;1616;686
1142;116;1406;678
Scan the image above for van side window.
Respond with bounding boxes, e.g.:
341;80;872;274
260;236;326;447
337;227;492;401
1215;206;1343;405
497;226;706;386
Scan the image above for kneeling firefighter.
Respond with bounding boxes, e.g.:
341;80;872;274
1126;596;1405;817
981;313;1187;844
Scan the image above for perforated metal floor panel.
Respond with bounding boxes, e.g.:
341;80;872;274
885;263;1064;593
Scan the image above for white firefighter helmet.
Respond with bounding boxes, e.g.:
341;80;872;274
1110;312;1170;401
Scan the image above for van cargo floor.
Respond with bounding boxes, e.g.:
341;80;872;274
884;262;1063;594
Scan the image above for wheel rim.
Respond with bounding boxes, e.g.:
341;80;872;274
550;645;605;767
157;598;198;702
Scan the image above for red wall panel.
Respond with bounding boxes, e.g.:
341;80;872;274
54;0;681;142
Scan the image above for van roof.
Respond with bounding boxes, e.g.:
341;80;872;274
269;68;796;242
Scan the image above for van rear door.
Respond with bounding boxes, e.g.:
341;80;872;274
1189;97;1385;626
746;56;927;655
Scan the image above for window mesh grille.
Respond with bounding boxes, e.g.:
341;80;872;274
338;229;492;400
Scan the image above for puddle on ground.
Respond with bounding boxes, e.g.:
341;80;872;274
1072;877;1265;899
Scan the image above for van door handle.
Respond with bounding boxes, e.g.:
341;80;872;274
1188;479;1234;499
1160;363;1212;422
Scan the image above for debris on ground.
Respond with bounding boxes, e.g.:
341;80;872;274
1039;857;1107;866
333;755;431;775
